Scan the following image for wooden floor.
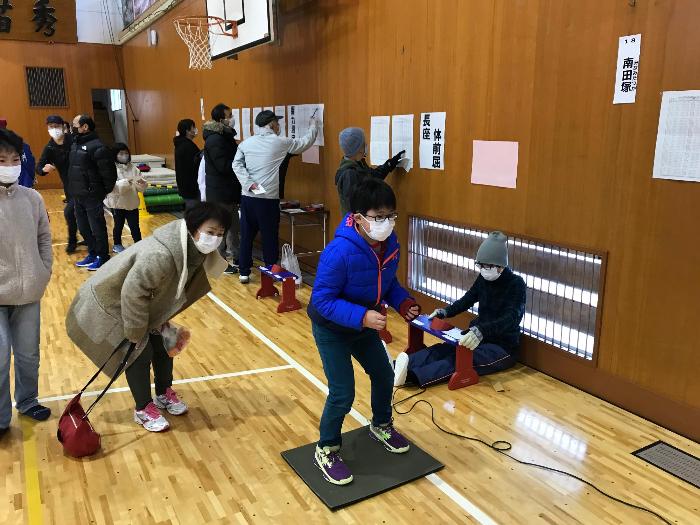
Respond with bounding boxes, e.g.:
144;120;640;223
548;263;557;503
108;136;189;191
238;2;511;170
2;189;698;525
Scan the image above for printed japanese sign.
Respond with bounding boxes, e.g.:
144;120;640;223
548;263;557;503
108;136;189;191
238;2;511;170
613;34;641;105
419;112;446;170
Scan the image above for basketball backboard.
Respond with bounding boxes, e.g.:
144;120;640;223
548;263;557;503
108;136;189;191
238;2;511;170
206;0;276;60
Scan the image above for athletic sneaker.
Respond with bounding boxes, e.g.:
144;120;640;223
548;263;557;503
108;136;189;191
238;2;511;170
20;404;51;421
369;421;410;453
393;352;410;387
75;255;96;267
87;256;106;271
223;264;239;275
239;275;250;284
113;244;125;253
66;243;77;254
314;445;353;485
134;402;170;432
154;387;188;415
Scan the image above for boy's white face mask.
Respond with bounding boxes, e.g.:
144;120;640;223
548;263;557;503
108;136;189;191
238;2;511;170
0;164;21;184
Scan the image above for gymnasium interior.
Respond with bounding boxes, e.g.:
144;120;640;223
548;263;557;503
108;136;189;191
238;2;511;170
0;1;698;524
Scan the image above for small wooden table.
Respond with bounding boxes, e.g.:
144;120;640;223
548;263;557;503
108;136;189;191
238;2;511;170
404;314;479;390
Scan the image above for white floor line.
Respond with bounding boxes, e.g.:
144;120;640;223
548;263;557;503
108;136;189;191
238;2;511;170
36;364;293;404
207;292;498;525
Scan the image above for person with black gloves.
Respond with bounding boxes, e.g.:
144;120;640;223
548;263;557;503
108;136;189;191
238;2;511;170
202;103;240;274
335;127;404;218
67;115;118;271
36;115;79;253
173;118;201;210
393;231;527;388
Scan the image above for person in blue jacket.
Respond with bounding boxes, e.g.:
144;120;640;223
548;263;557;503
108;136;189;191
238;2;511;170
393;231;527;388
307;177;421;486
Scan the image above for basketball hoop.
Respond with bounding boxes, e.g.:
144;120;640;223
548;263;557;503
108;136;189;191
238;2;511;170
174;16;238;70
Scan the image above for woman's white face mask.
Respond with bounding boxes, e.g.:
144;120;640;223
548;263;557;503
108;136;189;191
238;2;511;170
194;232;223;254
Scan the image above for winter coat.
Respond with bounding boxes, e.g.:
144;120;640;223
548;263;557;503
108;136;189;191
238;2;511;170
103;162;147;210
444;267;527;353
173;135;201;200
0;183;52;305
36;135;73;195
233;125;318;200
18;143;36;188
65;219;228;377
335;157;393;217
202;121;240;204
67;131;117;201
307;214;411;333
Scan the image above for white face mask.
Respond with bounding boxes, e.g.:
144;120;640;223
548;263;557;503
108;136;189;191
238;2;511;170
48;128;64;140
194;232;223;254
0;165;21;184
117;154;130;164
361;216;395;242
228;117;235;128
192;128;198;137
480;267;501;281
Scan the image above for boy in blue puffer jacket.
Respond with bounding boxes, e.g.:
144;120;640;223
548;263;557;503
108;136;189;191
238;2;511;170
307;178;421;486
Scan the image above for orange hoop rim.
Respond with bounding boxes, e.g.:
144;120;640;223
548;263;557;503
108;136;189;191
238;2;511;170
173;16;238;38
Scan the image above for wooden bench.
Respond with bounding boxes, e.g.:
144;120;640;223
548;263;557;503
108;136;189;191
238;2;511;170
404;314;479;390
256;265;302;313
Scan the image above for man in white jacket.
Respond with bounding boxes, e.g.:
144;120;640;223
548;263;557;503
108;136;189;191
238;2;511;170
232;110;318;283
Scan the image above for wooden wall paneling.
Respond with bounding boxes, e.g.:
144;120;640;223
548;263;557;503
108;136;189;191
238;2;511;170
0;41;123;189
120;0;700;436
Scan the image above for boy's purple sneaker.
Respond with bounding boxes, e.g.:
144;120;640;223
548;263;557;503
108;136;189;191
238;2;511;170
369;421;410;453
314;445;353;485
75;254;96;267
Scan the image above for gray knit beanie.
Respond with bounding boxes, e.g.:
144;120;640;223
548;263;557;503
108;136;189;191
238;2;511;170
476;231;508;267
339;127;365;157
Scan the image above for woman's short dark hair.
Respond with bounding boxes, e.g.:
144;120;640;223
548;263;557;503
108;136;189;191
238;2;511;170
113;142;130;159
177;119;196;137
184;202;232;234
349;178;397;215
0;128;23;156
211;103;230;122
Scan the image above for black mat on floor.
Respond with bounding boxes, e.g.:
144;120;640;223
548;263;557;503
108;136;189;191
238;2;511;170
632;440;700;489
281;426;444;510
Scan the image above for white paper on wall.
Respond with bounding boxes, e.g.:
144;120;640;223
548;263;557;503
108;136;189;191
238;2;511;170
370;116;390;165
653;90;700;182
391;114;414;172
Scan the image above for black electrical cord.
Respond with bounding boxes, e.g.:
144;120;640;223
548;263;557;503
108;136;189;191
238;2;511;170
392;387;673;525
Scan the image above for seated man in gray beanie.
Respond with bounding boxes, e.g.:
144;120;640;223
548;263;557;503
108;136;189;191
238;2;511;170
394;231;527;387
335;127;405;217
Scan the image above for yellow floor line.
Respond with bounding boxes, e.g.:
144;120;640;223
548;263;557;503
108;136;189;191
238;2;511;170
20;417;43;525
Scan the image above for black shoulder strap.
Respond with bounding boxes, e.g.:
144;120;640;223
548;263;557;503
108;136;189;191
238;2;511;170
82;340;137;418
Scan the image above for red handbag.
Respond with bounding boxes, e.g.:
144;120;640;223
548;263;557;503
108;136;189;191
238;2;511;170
57;342;136;458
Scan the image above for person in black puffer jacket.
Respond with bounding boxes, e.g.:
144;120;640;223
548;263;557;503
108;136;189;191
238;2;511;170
36;115;79;253
393;232;527;388
202;103;240;272
67;115;117;271
173;118;201;209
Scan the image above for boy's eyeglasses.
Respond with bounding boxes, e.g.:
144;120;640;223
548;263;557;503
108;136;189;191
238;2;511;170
475;262;499;270
364;213;398;223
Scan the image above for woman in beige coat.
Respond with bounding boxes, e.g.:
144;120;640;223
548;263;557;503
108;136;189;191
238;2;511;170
66;203;230;431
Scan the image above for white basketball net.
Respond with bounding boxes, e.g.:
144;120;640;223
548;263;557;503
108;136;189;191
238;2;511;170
174;17;229;70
